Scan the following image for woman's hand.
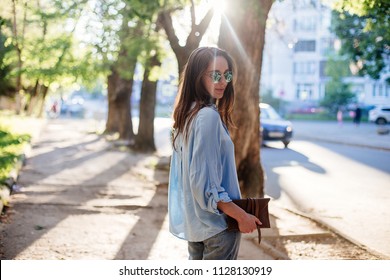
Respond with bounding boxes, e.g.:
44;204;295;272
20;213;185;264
237;213;261;233
217;201;261;233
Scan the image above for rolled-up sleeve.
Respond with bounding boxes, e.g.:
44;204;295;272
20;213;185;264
189;108;231;214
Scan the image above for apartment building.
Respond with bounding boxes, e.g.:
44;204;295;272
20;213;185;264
261;0;390;109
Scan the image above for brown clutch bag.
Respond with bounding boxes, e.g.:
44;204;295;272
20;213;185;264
227;198;271;244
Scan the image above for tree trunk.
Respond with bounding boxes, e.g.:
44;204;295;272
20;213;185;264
26;80;40;116
37;84;49;118
134;55;161;152
116;76;133;140
11;0;27;114
106;69;121;134
218;0;273;198
105;13;144;141
105;67;134;141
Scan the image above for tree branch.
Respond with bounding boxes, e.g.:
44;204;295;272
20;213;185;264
195;7;214;38
186;7;214;48
190;0;196;29
157;10;182;53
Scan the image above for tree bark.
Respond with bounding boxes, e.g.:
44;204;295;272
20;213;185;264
37;84;49;118
106;67;134;141
105;12;145;142
134;55;161;152
116;76;133;141
26;80;40;116
218;0;273;197
106;70;120;134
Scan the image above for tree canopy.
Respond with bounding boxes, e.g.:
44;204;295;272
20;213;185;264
320;57;356;114
331;0;389;81
0;0;99;106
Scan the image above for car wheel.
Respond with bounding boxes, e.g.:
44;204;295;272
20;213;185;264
376;118;387;125
282;140;290;148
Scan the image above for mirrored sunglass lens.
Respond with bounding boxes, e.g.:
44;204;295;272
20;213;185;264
224;72;233;82
211;72;222;83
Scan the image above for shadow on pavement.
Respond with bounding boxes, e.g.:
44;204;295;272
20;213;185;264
114;183;168;259
1;119;170;260
261;144;326;199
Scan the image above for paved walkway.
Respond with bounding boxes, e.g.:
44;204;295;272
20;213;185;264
0;119;274;260
1;118;388;260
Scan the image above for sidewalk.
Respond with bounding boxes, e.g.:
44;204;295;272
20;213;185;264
0;118;385;260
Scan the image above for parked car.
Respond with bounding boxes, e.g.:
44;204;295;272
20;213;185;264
260;103;293;148
369;105;390;125
60;95;85;118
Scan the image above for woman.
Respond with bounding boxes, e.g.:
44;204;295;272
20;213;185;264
168;46;261;260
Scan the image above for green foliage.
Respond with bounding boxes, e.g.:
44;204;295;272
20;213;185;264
89;0;168;81
0;0;208;104
0;126;30;183
333;0;389;18
331;0;390;80
320;58;356;114
260;88;282;112
0;0;100;101
285;112;335;121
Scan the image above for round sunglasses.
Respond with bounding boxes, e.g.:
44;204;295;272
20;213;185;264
207;71;233;83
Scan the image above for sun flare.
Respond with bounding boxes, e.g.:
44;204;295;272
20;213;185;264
211;0;227;16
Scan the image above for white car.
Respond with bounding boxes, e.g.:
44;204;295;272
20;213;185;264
369;105;390;125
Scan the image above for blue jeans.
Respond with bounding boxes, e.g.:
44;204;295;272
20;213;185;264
188;230;241;260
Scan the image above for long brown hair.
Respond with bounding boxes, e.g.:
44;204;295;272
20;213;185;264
172;47;235;149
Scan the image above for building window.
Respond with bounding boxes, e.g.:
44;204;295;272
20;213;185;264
293;0;318;9
378;84;383;96
294;40;316;52
297;17;317;32
320;12;331;29
319;61;327;77
293;61;316;75
320;38;335;55
296;83;314;100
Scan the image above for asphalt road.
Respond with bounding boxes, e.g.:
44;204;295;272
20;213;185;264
262;139;390;259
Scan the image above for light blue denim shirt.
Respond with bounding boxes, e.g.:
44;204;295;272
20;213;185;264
168;105;242;242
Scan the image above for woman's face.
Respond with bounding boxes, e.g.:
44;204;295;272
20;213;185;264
202;55;231;100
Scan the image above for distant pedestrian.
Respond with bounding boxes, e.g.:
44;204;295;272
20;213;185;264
337;108;343;127
49;100;59;118
168;47;260;260
353;105;362;126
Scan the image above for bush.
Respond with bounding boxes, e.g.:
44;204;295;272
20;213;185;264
0;127;30;184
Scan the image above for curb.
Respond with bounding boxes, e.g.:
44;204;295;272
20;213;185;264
258;239;290;260
282;206;390;260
